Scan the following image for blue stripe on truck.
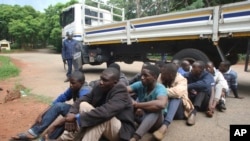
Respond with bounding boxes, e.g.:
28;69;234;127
223;10;250;18
86;10;250;35
134;16;209;28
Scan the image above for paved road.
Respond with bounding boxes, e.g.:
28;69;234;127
2;51;250;141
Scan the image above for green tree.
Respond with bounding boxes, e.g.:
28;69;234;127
7;5;43;49
43;0;79;52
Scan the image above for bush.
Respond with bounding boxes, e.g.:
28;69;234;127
10;42;21;49
0;56;20;80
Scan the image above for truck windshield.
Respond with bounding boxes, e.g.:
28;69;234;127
60;7;74;27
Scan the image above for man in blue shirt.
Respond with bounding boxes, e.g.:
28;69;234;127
62;31;83;82
127;64;168;141
183;60;214;125
218;60;243;99
11;71;92;140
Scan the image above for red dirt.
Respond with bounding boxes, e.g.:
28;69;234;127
0;58;48;141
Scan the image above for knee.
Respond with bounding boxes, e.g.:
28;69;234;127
80;102;94;112
52;103;70;113
53;103;64;109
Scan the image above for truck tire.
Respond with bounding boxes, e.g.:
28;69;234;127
172;48;210;64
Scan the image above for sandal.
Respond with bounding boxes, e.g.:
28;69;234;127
11;133;36;141
206;110;214;118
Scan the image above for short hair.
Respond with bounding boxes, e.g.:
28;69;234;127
220;60;231;67
104;67;120;81
206;61;214;66
181;59;190;65
193;60;205;70
161;63;178;74
144;64;160;78
155;61;165;68
108;62;120;72
171;59;180;66
66;31;73;37
69;70;85;83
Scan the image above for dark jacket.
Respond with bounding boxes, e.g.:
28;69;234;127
69;82;135;141
184;71;214;96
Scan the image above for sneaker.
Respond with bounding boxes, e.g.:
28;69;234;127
206;110;214;118
64;78;69;82
218;100;226;111
187;113;196;126
153;124;167;140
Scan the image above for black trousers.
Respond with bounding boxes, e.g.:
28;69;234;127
189;92;210;111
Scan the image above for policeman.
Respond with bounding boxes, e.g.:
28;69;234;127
62;31;82;82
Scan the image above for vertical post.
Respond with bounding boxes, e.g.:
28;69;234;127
97;1;100;25
244;39;250;72
212;6;220;42
122;8;125;21
126;21;131;45
111;6;114;22
214;41;226;62
82;0;85;43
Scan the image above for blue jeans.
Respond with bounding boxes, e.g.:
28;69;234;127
28;103;71;139
66;59;73;77
163;98;185;126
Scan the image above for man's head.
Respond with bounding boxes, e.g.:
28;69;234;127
161;63;178;87
66;31;74;39
141;62;151;71
171;59;180;67
205;61;215;74
155;61;165;69
108;62;121;72
99;68;120;92
69;71;85;92
191;60;205;77
219;60;231;73
181;60;191;72
141;64;160;86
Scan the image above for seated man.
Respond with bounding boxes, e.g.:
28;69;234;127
218;60;243;99
205;61;229;117
153;63;195;140
56;68;135;141
88;62;130;88
178;59;192;76
128;62;151;85
183;60;214;121
11;71;92;140
127;64;168;141
108;62;129;86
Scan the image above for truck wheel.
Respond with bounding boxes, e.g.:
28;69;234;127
172;48;210;64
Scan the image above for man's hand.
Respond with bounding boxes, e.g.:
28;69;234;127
65;121;78;132
135;108;144;116
63;59;66;64
65;113;76;122
190;89;198;95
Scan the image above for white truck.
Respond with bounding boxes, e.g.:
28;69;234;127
60;0;250;68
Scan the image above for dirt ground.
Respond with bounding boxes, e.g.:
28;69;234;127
1;52;250;141
0;58;49;141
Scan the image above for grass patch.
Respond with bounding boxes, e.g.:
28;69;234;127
13;83;53;104
0;55;20;80
27;93;53;104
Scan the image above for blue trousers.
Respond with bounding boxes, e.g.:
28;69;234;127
163;98;185;126
28;103;71;139
66;59;73;77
